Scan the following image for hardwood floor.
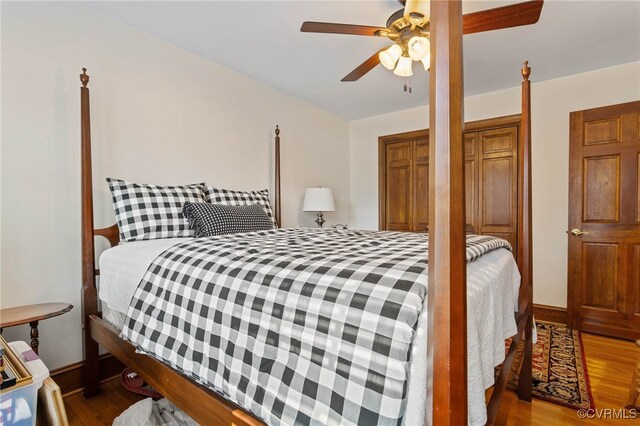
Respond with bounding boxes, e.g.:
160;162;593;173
494;333;638;425
64;379;143;425
63;333;638;425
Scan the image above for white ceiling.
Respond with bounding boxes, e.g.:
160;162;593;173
78;0;640;120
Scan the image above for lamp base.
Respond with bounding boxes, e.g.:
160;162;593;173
315;213;326;228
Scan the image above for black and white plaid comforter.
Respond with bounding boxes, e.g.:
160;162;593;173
121;229;511;426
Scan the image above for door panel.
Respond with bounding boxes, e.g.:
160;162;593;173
482;157;513;227
637;153;640;224
583;117;620;145
478;126;517;249
465;133;478;231
568;100;640;340
583;155;620;223
582;243;618;309
386;142;412;231
413;138;429;232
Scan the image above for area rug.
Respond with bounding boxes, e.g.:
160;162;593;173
497;320;595;410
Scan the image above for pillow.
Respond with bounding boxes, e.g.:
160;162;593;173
183;202;275;237
107;178;207;242
205;187;277;227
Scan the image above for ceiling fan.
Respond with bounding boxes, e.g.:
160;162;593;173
301;0;544;83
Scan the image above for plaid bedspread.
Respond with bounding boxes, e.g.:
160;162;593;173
121;229;511;425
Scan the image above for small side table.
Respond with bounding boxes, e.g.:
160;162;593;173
0;303;73;354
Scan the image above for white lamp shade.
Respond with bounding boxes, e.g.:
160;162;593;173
393;56;413;77
303;187;335;212
404;0;430;21
408;36;430;61
379;44;402;70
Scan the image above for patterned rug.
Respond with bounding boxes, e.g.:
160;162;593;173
498;321;595;410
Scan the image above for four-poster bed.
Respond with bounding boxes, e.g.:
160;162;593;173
80;3;534;425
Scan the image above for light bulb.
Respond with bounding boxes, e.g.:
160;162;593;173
393;56;413;77
408;36;430;61
421;55;430;71
379;44;402;70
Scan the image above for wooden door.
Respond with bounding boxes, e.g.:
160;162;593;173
384;141;413;231
568;100;640;340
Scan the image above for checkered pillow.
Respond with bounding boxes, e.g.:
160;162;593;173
107;178;207;242
183;202;275;237
205;187;277;227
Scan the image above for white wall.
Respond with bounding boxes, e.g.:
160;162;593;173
349;61;640;308
0;2;349;369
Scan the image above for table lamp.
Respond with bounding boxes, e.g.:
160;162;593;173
303;187;335;228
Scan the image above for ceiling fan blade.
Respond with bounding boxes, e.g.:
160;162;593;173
301;22;386;36
463;0;543;35
341;48;385;82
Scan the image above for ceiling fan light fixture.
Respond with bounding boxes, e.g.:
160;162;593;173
379;44;402;70
393;56;413;77
408;35;430;61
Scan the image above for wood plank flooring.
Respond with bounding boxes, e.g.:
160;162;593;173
64;333;638;425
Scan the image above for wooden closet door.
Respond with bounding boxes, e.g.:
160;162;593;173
413;138;430;232
385;141;413;231
478;126;518;248
568;100;640;339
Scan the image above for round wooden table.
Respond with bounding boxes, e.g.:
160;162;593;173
0;303;73;354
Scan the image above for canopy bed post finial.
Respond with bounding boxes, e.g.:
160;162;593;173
426;0;468;424
80;67;100;397
522;61;531;80
517;60;534;401
80;67;89;87
275;125;282;228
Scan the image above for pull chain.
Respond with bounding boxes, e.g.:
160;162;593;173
403;75;413;94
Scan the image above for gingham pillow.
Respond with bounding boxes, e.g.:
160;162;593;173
107;178;207;242
183;202;274;237
205;187;277;227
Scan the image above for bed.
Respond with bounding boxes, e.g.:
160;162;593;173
79;3;534;425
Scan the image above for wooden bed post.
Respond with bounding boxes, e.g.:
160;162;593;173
275;125;282;228
80;68;100;397
426;1;467;424
516;61;534;401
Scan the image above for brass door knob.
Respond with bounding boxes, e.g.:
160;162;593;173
570;228;589;236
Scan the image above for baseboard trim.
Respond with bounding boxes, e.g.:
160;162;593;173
533;303;567;324
51;354;124;397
